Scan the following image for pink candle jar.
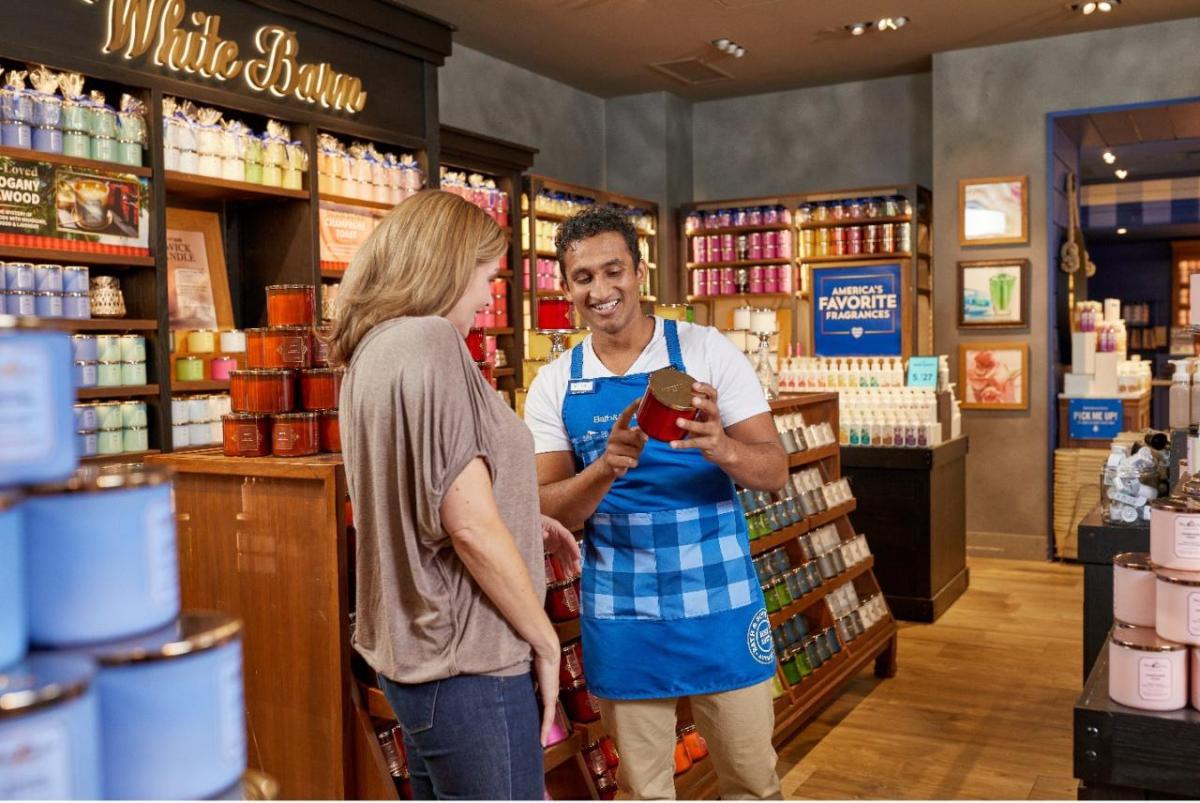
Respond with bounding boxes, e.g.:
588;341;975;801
720;268;735;295
763;266;780;294
748;232;763;260
1113;552;1156;627
706;235;720;263
210;355;238;381
1109;625;1189;711
1193;649;1200;711
692;270;707;298
1150;499;1200;572
691;237;706;265
748;266;764;294
1154;567;1200;646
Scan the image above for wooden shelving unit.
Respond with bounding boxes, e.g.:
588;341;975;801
0;144;152;177
172;379;231;393
77;384;160;400
317;192;396;212
44;318;158;332
80;448;161;464
164;171;310;202
0;246;155;266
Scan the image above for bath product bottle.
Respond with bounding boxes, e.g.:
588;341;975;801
1191;363;1200;427
1170;359;1191;430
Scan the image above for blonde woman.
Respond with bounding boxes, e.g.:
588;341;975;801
330;190;580;800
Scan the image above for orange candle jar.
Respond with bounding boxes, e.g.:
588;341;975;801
311;326;332;367
221;413;271;457
673;737;693;775
537;297;574;331
266;284;316;326
245;326;311;370
230;369;293;414
680;724;708;761
319;410;341;453
272;412;319;457
299;368;344;411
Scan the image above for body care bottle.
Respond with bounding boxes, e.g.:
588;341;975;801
1170;359;1191;430
1191;362;1200;427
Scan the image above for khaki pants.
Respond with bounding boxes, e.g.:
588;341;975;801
597;679;782;800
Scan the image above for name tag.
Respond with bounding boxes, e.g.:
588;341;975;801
569;380;595;395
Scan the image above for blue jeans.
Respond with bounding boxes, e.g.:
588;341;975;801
377;672;543;800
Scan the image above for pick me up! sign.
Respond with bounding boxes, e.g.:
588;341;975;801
1068;398;1123;440
812;263;902;357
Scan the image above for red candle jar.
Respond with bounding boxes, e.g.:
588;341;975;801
636;367;700;442
544;552;572;585
221;413;271;457
582;741;607;777
272;412;320;457
559;640;585;686
595;772;617;800
477;361;496;389
600;737;620;769
311;326;332;367
230;369;293;414
537;297;574;331
266;284;316;326
680;725;708;761
319;410;341;453
545;578;580;623
560;678;601;724
465;327;486;361
673;738;693;775
246;326;311;370
300;368;344;411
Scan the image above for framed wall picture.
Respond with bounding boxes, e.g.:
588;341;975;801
959;176;1028;246
165;208;234;331
957;258;1030;328
959;342;1029;410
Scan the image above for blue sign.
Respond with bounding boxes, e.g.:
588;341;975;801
907;356;940;390
1068;398;1124;440
813;263;903;357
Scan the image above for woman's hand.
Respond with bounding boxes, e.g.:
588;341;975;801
533;640;561;746
542;514;581;577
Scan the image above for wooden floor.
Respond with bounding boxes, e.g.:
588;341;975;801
777;557;1083;800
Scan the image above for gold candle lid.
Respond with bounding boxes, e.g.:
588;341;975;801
83;611;242;666
647;367;697;412
1110;624;1186;652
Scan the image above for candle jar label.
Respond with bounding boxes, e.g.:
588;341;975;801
1138;656;1173;701
145;496;179;610
1191;591;1200;637
0;717;71;799
0;343;56;465
1174;516;1200;559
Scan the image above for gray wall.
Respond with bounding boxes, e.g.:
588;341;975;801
692;73;933;200
438;44;606;187
932;17;1200;547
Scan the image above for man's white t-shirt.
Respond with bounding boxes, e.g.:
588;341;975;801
524;317;771;454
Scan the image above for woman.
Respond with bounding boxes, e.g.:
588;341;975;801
329;190;580;800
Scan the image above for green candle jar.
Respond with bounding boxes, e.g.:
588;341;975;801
781;649;802;685
774;579;793;609
122;425;148;453
63;131;90;158
91;136;117;163
793;646;813;678
762;582;780;614
770;674;785;699
175;356;204;382
97;428;123;455
117;140;143;167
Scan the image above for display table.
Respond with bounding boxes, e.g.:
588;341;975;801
1077;505;1149;680
1074;648;1200;799
1057;393;1152;449
840;437;969;622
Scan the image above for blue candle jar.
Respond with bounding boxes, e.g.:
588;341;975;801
63;265;89;293
32;125;63;154
33;264;62;292
0;653;102;799
0;316;77;487
4;262;33;291
74;613;245;799
0;492;24;668
1;121;31;149
73;360;97;388
62;291;90;319
73;403;98;431
4;290;34;316
24;464;179;646
72;334;97;362
77;428;99;457
33;291;63;318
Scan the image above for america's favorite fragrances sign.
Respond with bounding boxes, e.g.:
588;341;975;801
813;263;902;357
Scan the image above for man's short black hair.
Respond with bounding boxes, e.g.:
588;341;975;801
554;206;640;281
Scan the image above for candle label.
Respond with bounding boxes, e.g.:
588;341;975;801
1174;515;1200;559
0;343;57;465
145;495;180;610
1138;656;1173;701
0;716;70;799
1190;592;1200;637
218;646;247;764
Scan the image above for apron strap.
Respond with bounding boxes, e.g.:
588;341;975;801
569;342;585;380
664;318;686;372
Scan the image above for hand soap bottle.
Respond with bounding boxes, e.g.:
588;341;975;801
1169;359;1191;430
1190;359;1200;427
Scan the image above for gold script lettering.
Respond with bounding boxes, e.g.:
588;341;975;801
244;25;296;98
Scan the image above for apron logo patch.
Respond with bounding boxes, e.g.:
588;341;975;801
747;608;774;665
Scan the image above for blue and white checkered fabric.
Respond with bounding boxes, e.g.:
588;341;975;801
582;499;754;621
570;429;611;469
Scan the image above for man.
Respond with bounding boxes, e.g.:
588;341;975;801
524;206;788;800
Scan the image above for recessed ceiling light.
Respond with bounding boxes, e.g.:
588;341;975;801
733;46;746;58
1117;227;1128;234
711;38;747;57
1102;151;1117;164
848;22;868;36
1074;0;1119;13
894;16;909;27
1115;168;1129;179
713;38;731;51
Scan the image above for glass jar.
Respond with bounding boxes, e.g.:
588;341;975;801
865;197;882;218
882;196;900;218
561;678;601;724
272;412;319;457
245;326;311;370
673;738;692;776
266;284;316;327
846;198;864;219
299;368;344;411
559;640;585;686
762;581;780;613
319;410;341;453
222;413;271;457
545;578;581;622
230;369;293;414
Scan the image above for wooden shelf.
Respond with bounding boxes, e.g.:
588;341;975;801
496;270;513;278
554;618;581;643
0;245;155;266
42;317;158;332
494;368;515;377
686;258;791;270
171;445;223;454
77;384;160;400
317;192;394;211
173;379;231;392
0;144;152;177
321;269;345;279
686;223;793;237
361;684;396;721
749;498;856;557
165;171;309;202
533;249;559;258
687;293;796;303
674;754;718;799
533;209;573;222
788;442;839;468
486;327;514;335
809;498;857;529
798;215;911;230
544;732;584;773
798;252;913;263
80;449;161;464
770;556;875;629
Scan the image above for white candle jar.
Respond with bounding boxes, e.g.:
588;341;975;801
1150;498;1200;571
1113;552;1156;627
1155;567;1200;647
1108;624;1188;711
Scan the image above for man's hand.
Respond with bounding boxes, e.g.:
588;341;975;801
541;514;581;577
669;382;732;464
600;398;649;479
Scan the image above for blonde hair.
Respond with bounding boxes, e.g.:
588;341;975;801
327;190;507;365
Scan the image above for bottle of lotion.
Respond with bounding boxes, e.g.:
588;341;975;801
1169;359;1191;430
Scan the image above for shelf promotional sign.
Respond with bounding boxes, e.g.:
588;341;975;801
1068;398;1124;440
812;263;902;357
906;356;940;390
0;153;150;256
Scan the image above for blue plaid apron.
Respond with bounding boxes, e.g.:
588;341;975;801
563;319;775;700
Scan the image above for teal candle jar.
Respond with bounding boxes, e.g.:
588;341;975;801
119;361;146;386
63;131;91;158
96;361;122;387
94;402;122;431
90;106;116;138
118;335;146;362
117;140;142;167
119;401;147;428
122;426;148;453
97;428;123;455
804;638;822;670
762;582;780;614
91;136;117;163
62;100;88;133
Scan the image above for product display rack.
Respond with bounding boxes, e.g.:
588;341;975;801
678;185;932;357
439;126;537;396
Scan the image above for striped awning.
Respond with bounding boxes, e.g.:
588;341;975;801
1082;178;1200;228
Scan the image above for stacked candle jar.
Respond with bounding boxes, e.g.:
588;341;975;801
169;394;233;449
690;263;794;298
316;133;422;203
527;257;565;294
796;196;913;259
0;315;252;799
3;262;92;319
739;469;854;543
688;228;793;265
224;284;342;458
528;189;595;217
474;278;511;330
71;332;148;391
73;399;151;458
581;736;621;797
172;328;245;383
753;523;871;611
439;169;510;226
1108;482;1200;712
